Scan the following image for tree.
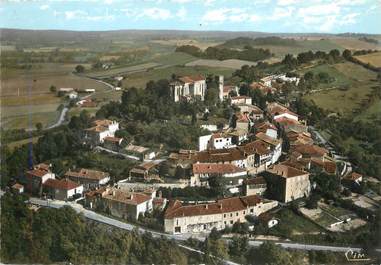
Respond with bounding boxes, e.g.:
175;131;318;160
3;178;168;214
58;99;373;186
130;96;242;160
229;236;249;258
159;162;170;177
209;175;225;196
247;241;295;265
75;65;85;73
175;166;186;179
49;85;57;93
306;193;321;209
342;49;352;59
35;122;43;132
304;71;314;82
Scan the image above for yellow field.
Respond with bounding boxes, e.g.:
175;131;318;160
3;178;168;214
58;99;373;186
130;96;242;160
330;38;381;50
354;52;381;67
150;39;223;50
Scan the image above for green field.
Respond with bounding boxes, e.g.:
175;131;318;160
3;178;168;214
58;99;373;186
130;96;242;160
303;61;379;116
122;65;234;89
271;208;323;236
1;63;112;130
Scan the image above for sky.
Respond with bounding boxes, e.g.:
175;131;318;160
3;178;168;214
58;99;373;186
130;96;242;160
0;0;380;34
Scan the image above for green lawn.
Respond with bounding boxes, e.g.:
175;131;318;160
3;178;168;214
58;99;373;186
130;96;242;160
271;208;323;236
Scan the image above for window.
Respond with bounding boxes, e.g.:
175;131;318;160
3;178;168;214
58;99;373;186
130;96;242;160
250;209;254;213
224;214;226;218
236;213;238;216
230;220;233;225
175;226;181;233
243;211;246;215
230;213;233;217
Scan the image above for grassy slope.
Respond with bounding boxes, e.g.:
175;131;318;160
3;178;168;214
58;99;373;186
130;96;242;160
302;61;378;116
354;51;381;67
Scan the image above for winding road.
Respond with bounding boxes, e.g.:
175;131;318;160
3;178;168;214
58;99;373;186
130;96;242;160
29;198;379;255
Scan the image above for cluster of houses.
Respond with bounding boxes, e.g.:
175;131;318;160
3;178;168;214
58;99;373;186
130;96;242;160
14;72;362;236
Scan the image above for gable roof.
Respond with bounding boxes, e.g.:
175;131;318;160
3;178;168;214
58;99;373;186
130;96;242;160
241;140;272;156
255;132;281;147
102;188;151;205
65;168;109;180
193;163;246;175
292;144;328;157
195;148;246;163
164;195;262;219
178;75;205;83
43;178;81;190
26;169;49;178
267;164;308;178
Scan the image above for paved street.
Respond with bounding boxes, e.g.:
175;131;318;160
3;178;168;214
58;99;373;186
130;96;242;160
28;198;380;254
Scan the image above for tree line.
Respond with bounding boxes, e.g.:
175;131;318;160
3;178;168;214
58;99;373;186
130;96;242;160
175;44;271;62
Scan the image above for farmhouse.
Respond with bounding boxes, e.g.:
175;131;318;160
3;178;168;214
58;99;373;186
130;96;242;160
86;187;153;220
125;144;156;161
243;177;267;196
194;147;247;168
22;163;55;195
170;75;207;102
198;132;234;151
64;168;110;190
164;195;278;234
263;164;311;203
192;163;247;189
254;121;278;139
84;119;119;145
255;132;282;164
267;102;299;121
103;136;123;151
43;178;83;200
129;162;162;182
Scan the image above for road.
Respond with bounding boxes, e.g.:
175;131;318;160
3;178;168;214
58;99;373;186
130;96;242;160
46;106;69;129
28;198;238;265
28;198;379;254
94;146;140;160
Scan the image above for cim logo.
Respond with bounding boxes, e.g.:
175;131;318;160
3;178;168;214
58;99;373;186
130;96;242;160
345;249;371;262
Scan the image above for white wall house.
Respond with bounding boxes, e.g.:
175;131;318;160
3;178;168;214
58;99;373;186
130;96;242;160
84;119;119;145
170;76;207;102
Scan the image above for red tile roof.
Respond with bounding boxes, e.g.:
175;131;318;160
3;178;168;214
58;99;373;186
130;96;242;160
178;75;205;83
292;144;328;157
244;176;267;185
27;169;49;178
267;102;298;118
241;140;271;156
164;195;262;219
267;164;308;178
43;178;81;190
346;172;362;181
104;136;122;143
195;148;246;163
255;132;281;147
102;189;151;205
65;168;109;180
193;163;246;174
